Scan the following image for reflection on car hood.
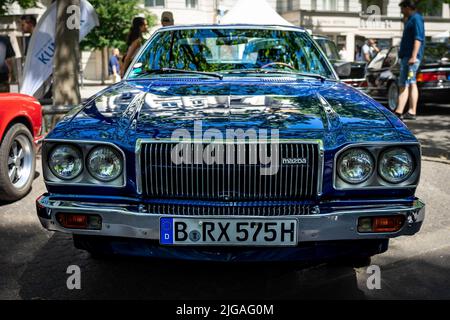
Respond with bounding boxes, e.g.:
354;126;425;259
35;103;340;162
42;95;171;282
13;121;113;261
49;78;415;149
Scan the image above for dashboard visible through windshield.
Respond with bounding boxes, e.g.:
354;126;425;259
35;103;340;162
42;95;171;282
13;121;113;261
126;28;335;80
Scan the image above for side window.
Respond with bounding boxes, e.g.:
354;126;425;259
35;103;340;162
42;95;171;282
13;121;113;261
382;47;398;68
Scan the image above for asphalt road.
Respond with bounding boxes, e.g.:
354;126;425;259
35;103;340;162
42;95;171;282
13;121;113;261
0;103;449;300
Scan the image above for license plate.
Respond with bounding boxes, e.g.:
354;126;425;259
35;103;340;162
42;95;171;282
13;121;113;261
160;218;298;246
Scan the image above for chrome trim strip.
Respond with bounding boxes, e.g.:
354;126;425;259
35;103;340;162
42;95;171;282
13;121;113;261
333;142;421;190
41;198;422;218
419;67;450;73
43;139;127;188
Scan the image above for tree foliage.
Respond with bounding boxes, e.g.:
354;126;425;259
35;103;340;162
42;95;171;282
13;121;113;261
0;0;37;15
80;0;157;53
416;0;450;16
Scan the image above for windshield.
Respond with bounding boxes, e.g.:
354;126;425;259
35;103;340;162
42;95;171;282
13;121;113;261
315;38;340;61
127;28;335;79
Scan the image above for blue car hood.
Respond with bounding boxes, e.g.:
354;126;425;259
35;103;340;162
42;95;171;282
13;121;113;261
50;78;414;149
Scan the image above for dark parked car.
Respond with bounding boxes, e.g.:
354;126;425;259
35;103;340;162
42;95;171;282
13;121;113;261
366;42;450;111
37;25;424;264
313;35;367;89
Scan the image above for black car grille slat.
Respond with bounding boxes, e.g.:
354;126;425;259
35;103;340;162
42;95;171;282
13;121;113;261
140;142;320;201
147;203;312;216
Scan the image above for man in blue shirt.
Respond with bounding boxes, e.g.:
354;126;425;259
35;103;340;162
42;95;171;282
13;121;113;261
108;48;121;83
395;0;425;120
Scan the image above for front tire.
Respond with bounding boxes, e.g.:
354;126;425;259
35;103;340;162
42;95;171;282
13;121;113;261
0;123;36;202
387;82;399;112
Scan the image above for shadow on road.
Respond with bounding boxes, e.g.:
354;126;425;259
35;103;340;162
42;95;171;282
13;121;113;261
404;104;450;160
18;233;365;300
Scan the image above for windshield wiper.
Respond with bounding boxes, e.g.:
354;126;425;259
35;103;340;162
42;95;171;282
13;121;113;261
223;69;327;82
138;68;224;80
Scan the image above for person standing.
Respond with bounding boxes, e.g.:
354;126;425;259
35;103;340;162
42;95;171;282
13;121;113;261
361;39;380;62
20;15;37;57
121;17;148;77
355;45;363;62
161;11;174;27
394;0;425;120
0;35;16;93
109;48;121;83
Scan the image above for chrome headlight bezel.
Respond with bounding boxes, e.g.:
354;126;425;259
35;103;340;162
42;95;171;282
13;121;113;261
86;146;124;182
43;140;126;188
48;144;84;180
337;148;374;184
378;147;415;184
334;143;421;190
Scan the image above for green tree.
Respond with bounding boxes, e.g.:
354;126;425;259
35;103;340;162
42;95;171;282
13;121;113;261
416;0;450;16
80;0;156;82
0;0;37;15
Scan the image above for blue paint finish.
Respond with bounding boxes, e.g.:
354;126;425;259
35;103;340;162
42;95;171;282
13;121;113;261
44;76;419;199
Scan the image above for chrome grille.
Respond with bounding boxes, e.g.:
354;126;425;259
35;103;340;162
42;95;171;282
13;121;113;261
138;141;322;200
147;203;313;216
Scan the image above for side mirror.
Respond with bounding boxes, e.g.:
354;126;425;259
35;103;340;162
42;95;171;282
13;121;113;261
333;62;352;78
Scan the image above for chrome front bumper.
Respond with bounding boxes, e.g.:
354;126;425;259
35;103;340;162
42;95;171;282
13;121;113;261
36;195;425;243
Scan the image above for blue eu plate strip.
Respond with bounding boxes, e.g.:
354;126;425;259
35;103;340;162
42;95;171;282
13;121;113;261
160;218;174;245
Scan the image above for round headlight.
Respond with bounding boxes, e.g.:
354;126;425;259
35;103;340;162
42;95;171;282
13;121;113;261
338;148;374;184
87;146;123;182
379;148;414;183
48;145;83;180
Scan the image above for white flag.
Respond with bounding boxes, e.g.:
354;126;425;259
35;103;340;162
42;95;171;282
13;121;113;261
20;0;99;97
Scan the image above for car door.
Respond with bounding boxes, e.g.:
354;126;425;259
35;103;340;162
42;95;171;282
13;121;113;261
377;47;399;97
366;48;400;98
366;49;388;98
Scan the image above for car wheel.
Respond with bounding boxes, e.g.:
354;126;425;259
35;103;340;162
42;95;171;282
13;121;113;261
0;123;36;202
387;82;399;112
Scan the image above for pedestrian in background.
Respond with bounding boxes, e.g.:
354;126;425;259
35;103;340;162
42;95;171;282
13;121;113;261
339;46;348;61
355;45;363;62
20;15;37;57
0;35;15;93
362;39;380;62
161;11;174;27
394;0;425;120
121;17;148;77
109;48;121;83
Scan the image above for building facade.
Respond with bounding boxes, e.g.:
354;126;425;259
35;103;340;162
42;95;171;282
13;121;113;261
278;0;450;61
143;0;278;28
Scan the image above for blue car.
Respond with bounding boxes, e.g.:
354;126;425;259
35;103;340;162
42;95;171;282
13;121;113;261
36;25;425;264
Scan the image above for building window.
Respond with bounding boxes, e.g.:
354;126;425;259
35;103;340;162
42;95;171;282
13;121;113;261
323;0;337;11
186;0;198;9
287;0;293;11
145;0;165;7
344;0;349;12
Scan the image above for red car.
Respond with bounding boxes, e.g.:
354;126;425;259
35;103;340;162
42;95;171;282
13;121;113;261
0;93;42;201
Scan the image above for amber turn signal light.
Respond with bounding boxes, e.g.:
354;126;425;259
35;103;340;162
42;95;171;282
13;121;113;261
358;215;405;233
56;213;102;230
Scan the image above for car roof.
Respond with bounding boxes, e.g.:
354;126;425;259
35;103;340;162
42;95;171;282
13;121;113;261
156;24;306;33
312;35;330;40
